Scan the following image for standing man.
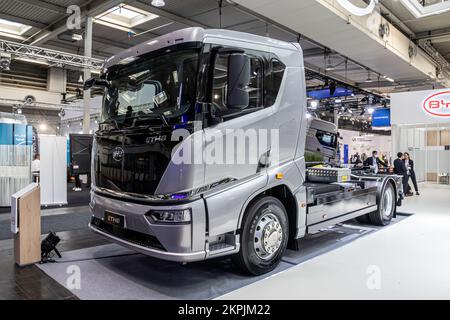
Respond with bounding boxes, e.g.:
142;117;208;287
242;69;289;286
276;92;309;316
404;152;419;196
363;150;387;173
394;152;409;197
31;154;40;183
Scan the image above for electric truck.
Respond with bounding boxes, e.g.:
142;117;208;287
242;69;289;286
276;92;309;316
87;27;403;275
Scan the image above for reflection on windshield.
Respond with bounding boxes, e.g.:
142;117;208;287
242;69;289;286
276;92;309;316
103;49;199;126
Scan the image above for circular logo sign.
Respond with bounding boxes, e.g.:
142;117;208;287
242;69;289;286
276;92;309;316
422;91;450;117
112;146;124;162
337;0;377;16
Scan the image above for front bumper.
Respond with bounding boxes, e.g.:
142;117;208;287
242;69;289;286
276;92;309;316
89;191;207;262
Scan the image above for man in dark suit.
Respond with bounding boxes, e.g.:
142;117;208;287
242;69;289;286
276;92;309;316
363;150;387;173
404;152;419;196
393;152;409;196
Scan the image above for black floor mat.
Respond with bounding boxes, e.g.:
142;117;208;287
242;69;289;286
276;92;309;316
0;211;91;240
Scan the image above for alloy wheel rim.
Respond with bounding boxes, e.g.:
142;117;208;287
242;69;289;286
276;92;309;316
253;211;283;260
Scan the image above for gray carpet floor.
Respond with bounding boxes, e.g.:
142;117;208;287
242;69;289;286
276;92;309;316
37;214;410;300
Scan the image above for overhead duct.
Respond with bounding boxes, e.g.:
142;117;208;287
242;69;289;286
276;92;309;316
232;0;450;87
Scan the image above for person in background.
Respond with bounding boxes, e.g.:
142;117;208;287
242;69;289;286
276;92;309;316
404;152;419;196
31;154;40;183
361;153;368;163
363;150;387;173
381;153;389;166
353;154;362;166
394;152;410;196
351;152;359;164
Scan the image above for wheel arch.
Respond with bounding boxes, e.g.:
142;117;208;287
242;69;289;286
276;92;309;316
237;184;298;242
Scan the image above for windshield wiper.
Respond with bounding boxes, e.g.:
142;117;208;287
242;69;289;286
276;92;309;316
126;113;170;127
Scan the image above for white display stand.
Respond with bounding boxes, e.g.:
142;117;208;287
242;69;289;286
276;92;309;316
40;136;67;206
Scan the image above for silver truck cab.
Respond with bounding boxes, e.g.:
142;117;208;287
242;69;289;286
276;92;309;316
88;27;403;275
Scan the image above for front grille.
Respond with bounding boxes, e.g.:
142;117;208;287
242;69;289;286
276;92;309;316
91;217;166;251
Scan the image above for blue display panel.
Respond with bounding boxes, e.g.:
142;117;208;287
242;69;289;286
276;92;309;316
307;87;354;100
372;108;391;127
26;126;33;145
0;123;14;145
13;124;27;145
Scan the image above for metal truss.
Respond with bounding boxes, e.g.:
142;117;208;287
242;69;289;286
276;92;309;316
0;39;104;70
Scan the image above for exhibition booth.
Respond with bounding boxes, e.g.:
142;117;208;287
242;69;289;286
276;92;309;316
391;89;450;184
339;129;392;164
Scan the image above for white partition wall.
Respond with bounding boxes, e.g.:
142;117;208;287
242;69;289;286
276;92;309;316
391;89;450;183
40;136;67;206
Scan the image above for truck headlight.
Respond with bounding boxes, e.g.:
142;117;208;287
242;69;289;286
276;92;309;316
147;209;191;224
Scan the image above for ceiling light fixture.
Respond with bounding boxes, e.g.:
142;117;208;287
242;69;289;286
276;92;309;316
368;107;375;114
310;100;319;109
72;33;83;41
151;0;166;7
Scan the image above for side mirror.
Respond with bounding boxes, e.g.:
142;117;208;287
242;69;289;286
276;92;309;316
84;78;110;90
226;53;250;110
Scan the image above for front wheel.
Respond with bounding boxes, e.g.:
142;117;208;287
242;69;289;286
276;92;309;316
368;182;396;226
233;196;289;276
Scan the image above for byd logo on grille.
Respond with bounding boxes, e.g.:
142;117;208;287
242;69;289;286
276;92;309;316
423;91;450;117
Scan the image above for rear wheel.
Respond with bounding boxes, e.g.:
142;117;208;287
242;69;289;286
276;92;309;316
368;182;396;226
233;196;288;276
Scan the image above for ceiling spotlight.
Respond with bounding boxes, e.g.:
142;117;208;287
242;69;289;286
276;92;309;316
39;123;47;131
67;123;70;128
0;52;11;71
335;98;342;104
17;108;22;114
368;107;375;114
72;33;83;41
78;74;84;83
151;0;166;7
310;100;319;109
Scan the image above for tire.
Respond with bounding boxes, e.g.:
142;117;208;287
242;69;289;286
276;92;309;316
368;182;396;226
233;196;289;276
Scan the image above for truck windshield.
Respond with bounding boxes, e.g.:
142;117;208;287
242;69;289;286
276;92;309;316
102;49;199;126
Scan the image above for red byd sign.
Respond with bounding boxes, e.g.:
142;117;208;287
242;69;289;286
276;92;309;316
423;91;450;117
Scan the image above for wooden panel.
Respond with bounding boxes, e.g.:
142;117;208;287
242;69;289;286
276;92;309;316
426;172;438;182
441;130;450;146
14;186;41;266
427;130;439;146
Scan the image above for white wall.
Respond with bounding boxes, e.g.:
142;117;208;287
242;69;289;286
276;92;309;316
0;85;62;105
339;129;392;163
